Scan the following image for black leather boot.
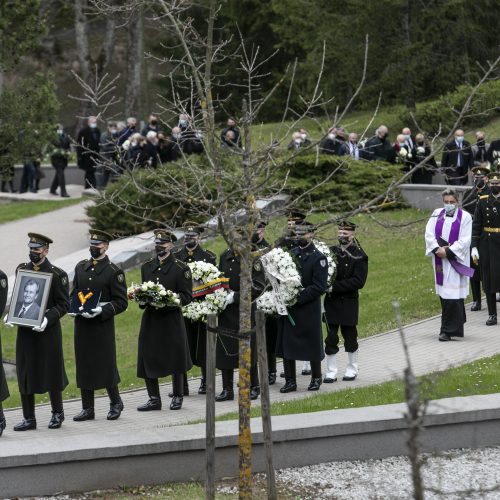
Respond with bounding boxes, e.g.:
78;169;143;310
107;400;124;420
198;378;207;395
250;386;260;400
137;397;162;411
280;379;297;393
308;377;322;391
268;372;277;385
14;418;37;431
48;411;65;429
73;408;95;421
170;395;183;410
0;416;6;437
486;315;497;326
215;369;234;401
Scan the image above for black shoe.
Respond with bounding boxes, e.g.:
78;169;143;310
471;301;481;311
107;400;124;420
323;376;337;383
439;333;451;342
14;418;37;431
280;379;297;393
486;315;497;326
0;417;6;437
48;411;64;429
279;372;285;378
308;377;322;391
170;395;183;410
73;408;95;421
137;398;162;411
50;190;58;195
61;193;70;198
268;372;277;385
215;389;234;402
250;386;260;400
301;369;312;376
198;380;207;395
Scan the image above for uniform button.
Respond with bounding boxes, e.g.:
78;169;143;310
89;277;92;280
91;268;94;271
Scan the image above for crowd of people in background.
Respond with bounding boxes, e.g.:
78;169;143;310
2;113;500;195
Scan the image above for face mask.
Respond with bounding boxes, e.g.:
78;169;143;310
57;129;63;135
417;141;424;146
338;236;350;246
131;141;137;147
328;133;335;140
185;240;197;249
404;134;411;140
155;245;167;257
294;139;302;145
179;120;188;127
474;178;485;189
491;186;500;196
444;203;456;215
150;120;157;126
130;124;136;129
381;133;388;140
89;246;102;259
298;238;309;248
300;133;307;140
110;128;117;135
456;136;464;143
29;251;43;264
89;123;97;129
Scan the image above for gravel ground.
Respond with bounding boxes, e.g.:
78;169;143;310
275;446;500;499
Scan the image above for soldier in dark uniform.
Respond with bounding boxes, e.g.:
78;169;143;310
0;270;9;436
276;221;328;392
136;230;193;411
274;211;305;251
72;229;128;422
215;232;266;401
463;165;490;311
472;173;500;325
7;233;69;431
173;223;216;395
323;221;368;382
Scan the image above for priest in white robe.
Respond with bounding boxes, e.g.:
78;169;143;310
425;188;473;341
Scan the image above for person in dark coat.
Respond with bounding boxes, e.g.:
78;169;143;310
141;114;161;137
137;230;193;412
411;134;438;184
276;221;329;392
323;221;368;382
471;173;500;325
486;139;500;166
173;223;216;395
144;131;159;168
215;235;266;402
50;125;71;198
463;165;490;312
441;129;474;186
220;118;242;148
0;270;9;437
76;116;101;189
72;229;128;422
5;233;69;431
363;125;396;163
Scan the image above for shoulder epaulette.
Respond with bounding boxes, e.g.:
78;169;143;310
174;258;189;269
17;263;28;271
51;265;67;277
206;249;216;258
110;262;123;273
480;194;489;199
76;259;87;267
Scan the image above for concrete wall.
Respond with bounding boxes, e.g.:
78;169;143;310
400;184;472;211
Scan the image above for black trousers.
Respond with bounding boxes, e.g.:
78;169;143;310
0;402;4;420
284;359;321;380
145;378;160;399
325;324;358;355
21;391;63;419
84;167;96;189
439;298;466;337
50;164;68;195
486;293;497;316
81;386;121;408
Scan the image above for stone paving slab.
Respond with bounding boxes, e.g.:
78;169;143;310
1;304;498;454
0;184;96;202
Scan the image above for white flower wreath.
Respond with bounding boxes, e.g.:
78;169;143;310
182;261;229;322
312;239;337;290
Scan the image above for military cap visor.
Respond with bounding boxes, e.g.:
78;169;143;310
489;174;500;183
256;220;268;229
154;229;177;243
338;220;357;231
287;210;306;222
89;229;113;244
472;166;490;176
183;222;204;236
28;233;53;248
294;221;315;235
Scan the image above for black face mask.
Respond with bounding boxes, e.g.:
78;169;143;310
155;245;168;257
338;236;350;246
251;233;261;244
150;120;157;126
89;246;102;259
29;251;43;264
185;240;197;250
474;179;485;189
491;186;500;195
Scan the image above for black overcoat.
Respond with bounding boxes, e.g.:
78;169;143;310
324;244;368;326
276;243;328;362
137;254;193;378
73;256;128;390
216;249;266;370
441;139;474;185
411;145;437;184
15;259;69;394
0;269;9;402
174;245;216;368
472;194;500;293
76;126;101;171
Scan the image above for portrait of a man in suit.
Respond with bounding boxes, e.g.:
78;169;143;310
14;279;42;320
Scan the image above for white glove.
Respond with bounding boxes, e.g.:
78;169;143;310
3;314;14;328
223;291;235;310
32;316;48;332
471;247;479;262
90;306;102;316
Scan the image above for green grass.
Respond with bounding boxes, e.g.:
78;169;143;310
214;354;500;422
0;198;81;225
0;208;443;408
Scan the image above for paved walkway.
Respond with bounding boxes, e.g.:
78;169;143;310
0;184;96;202
1;304;499;450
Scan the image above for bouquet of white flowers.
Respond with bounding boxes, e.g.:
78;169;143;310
313;239;337;290
257;247;303;317
182;261;229;322
127;281;181;309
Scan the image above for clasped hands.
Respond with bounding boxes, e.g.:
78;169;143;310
435;246;448;259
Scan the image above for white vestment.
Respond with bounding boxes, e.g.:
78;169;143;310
424;208;472;299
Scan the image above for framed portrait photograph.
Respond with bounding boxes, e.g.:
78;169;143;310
7;270;52;328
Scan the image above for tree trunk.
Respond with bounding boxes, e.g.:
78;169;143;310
125;9;143;118
401;0;416;111
74;0;92;120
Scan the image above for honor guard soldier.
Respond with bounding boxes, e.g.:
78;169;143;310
215;229;266;401
472;172;500;325
323;221;368;382
5;233;69;431
276;221;328;392
137;229;193;411
0;270;8;436
275;211;306;251
173;222;216;395
72;229;128;422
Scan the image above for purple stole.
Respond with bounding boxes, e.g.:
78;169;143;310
434;208;474;285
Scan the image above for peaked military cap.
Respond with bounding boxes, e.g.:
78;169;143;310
183;221;204;235
489;173;500;183
294;220;315;235
256;219;268;229
89;229;113;244
154;229;177;243
287;210;306;222
28;233;53;248
472;164;490;176
338;220;357;231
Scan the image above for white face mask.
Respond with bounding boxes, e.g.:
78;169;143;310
294;139;302;145
57;129;63;135
89;123;97;129
173;133;181;140
444;203;456;215
300;133;307;140
328;133;335;140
